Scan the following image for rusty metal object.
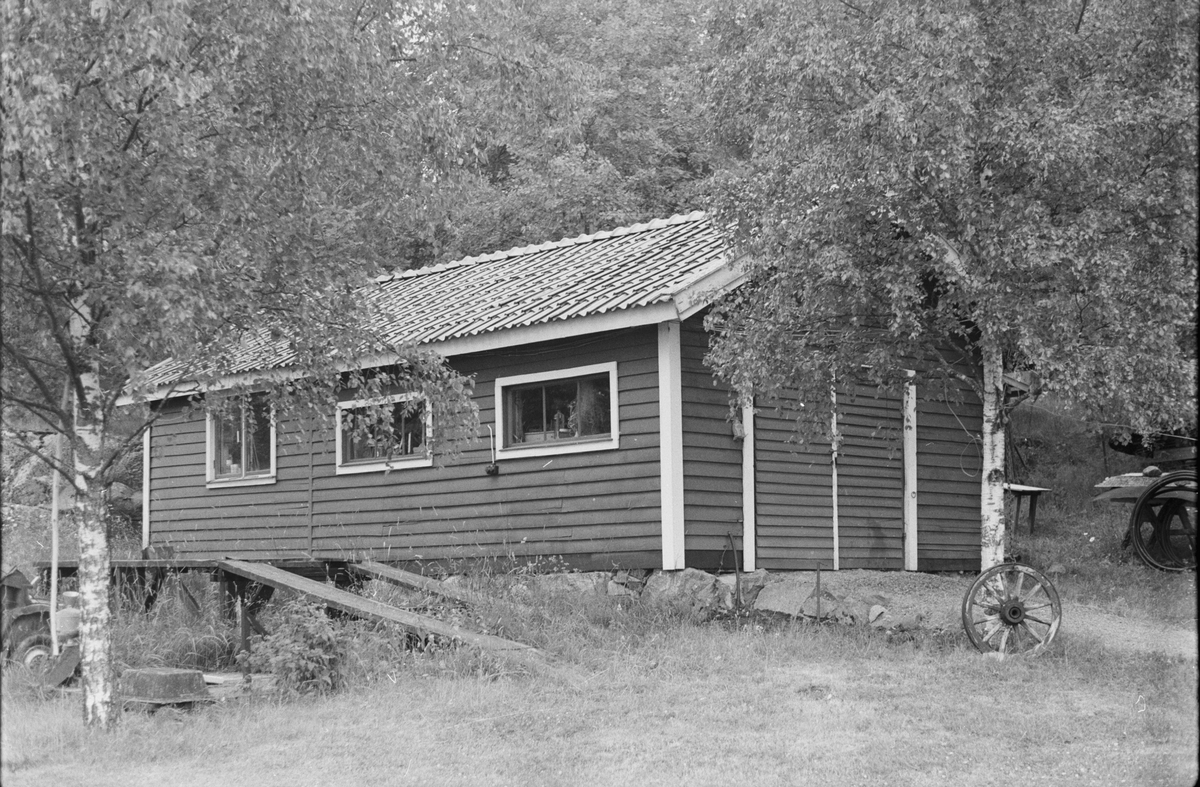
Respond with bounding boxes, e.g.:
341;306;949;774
962;563;1062;656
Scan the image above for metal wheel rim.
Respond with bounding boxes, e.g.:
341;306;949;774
1130;471;1197;572
16;636;53;674
962;563;1062;656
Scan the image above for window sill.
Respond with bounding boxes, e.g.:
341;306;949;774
497;436;619;460
206;475;277;489
335;456;434;475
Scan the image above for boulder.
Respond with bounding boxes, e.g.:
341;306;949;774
642;568;722;611
715;569;770;609
533;572;607;595
799;589;845;622
753;577;812;616
607;569;648;596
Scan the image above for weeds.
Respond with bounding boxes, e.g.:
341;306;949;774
240;599;344;696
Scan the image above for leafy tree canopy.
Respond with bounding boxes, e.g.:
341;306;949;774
1;0;554;727
400;0;717;264
703;0;1197;440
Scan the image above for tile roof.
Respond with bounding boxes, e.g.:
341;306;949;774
138;212;730;391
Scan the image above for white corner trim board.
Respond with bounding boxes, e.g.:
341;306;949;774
741;402;757;572
658;321;685;570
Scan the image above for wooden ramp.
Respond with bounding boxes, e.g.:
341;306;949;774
216;560;558;675
348;560;534;617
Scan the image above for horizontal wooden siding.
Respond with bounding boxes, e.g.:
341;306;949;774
679;315;743;569
753;401;836;571
148;327;664;569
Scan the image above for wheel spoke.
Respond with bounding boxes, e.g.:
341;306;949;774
979;618;1004;644
1010;571;1025;598
996;627;1011;653
1022;602;1054;612
1024;614;1054;627
1020;622;1046;645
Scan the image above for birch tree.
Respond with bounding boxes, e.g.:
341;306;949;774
1;0;543;727
703;0;1197;568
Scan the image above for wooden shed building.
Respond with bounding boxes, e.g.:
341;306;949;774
140;213;984;573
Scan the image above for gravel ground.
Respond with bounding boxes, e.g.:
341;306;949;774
766;568;1199;660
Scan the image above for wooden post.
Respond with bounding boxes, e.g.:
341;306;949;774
238;580;251;686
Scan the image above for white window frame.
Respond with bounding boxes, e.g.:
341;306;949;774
335;391;433;475
494;362;620;459
205;395;277;488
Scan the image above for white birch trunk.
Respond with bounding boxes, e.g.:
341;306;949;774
71;302;117;728
980;334;1007;570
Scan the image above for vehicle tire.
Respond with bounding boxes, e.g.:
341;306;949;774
14;635;54;674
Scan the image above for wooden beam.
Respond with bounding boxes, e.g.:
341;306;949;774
349;560;532;618
216;559;559;675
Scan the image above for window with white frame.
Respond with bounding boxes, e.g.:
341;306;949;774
336;392;432;474
495;363;619;457
208;393;275;485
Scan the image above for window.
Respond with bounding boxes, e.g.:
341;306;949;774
495;363;619;457
207;393;275;486
335;392;432;474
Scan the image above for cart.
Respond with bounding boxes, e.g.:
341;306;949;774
1093;469;1198;572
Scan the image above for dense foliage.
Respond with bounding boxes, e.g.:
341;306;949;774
703;0;1197;436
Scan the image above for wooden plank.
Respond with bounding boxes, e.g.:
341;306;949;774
216;559;560;675
349;561;533;618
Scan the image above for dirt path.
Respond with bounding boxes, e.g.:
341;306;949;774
1067;604;1197;659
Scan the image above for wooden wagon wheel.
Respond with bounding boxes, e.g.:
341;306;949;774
962;563;1062;656
1130;470;1198;572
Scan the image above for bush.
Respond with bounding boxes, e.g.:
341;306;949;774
242;599;344;696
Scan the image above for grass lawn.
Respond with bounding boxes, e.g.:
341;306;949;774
3;609;1196;787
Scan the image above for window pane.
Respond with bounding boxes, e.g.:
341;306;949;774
214;411;240;478
574;375;610;436
544;382;576;440
245;396;272;474
342;398;425;463
510;386;546;444
213;395;272;479
393;400;425;455
504;372;611;447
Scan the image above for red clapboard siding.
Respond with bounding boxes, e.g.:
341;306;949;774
679;316;743;555
753;399;836;571
836;384;904;570
915;378;983;572
148;326;666;568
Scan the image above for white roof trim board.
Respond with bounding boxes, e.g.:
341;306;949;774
133;212;742;400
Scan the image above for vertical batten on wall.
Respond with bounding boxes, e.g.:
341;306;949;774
740;402;757;572
142;425;151;550
830;389;840;570
903;375;919;570
658;320;685;570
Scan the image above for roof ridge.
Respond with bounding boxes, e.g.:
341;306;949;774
375;211;708;284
